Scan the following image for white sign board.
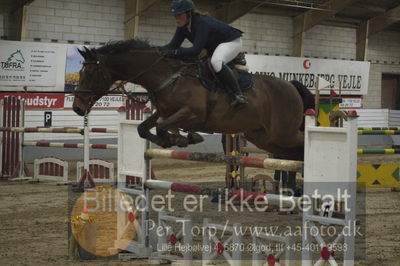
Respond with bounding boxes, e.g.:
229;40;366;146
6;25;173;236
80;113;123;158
246;55;370;95
339;97;362;109
64;94;125;109
0;41;66;91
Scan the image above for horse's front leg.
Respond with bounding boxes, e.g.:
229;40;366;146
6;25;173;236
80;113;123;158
137;111;173;147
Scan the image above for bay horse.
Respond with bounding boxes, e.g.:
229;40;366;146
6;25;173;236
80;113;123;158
73;39;314;160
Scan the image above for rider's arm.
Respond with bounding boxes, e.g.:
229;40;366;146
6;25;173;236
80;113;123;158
176;25;209;57
160;27;185;50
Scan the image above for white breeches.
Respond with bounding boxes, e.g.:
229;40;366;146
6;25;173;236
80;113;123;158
210;37;242;72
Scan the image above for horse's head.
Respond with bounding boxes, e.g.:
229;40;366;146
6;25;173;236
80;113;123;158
73;47;114;116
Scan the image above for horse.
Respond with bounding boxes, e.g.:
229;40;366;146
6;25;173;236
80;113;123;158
73;39;314;160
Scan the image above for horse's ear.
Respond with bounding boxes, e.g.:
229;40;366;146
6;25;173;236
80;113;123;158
83;46;96;59
84;46;92;58
77;48;86;59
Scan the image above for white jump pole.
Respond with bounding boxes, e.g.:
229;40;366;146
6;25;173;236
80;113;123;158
77;114;95;188
84;115;89;176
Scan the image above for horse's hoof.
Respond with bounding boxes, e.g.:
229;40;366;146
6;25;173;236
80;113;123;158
176;140;189;147
188;132;204;144
172;136;188;147
158;140;171;148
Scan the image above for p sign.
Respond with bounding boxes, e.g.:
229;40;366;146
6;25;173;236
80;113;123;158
44;111;52;126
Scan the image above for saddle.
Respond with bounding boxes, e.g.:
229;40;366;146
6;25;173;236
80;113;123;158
182;51;253;93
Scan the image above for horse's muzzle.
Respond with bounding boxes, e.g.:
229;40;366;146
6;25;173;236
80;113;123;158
73;105;86;116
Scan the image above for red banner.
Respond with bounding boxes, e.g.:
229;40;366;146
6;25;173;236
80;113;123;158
0;93;65;109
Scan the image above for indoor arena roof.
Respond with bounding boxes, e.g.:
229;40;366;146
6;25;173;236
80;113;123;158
212;0;400;31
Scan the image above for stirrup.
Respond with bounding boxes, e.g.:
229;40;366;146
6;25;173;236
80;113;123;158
231;95;248;106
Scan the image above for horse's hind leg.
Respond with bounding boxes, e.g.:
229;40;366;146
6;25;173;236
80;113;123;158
243;128;272;152
276;130;304;148
244;129;304;160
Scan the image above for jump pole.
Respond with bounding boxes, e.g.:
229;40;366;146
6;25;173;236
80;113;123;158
77;114;95;189
145;179;297;208
358;127;400;130
145;149;303;172
22;142;117;149
0;127;118;134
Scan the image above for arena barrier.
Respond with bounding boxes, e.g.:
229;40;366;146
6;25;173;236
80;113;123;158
114;108;358;266
77;159;115;184
33;156;68;183
0;96;146;186
0;97;24;179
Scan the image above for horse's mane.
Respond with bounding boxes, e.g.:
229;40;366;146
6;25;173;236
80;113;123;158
96;39;152;54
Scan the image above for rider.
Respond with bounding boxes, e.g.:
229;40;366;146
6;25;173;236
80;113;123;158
160;0;248;106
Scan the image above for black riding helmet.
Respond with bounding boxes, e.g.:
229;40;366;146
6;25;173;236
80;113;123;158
170;0;195;16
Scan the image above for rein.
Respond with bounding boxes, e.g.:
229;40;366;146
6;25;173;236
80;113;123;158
75;56;165;104
74;49;201;104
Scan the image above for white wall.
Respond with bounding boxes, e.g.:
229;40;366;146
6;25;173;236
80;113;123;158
0;13;11;39
369;30;400;63
25;0;125;44
304;25;356;60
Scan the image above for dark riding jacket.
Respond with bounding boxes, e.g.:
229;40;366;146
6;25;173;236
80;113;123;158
163;13;243;56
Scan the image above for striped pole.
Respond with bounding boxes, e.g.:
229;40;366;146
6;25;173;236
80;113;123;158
145;149;303;172
358;149;400;154
0;127;118;134
357;130;400;135
358;127;400;131
23;141;117;150
145;180;297;207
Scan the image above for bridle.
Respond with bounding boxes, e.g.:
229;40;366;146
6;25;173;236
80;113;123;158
74;49;194;107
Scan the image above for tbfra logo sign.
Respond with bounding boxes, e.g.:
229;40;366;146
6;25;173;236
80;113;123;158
0;41;65;89
246;55;370;95
1;50;25;70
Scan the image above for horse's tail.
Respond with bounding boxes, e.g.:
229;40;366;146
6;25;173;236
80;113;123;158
290;80;315;111
290;80;315;131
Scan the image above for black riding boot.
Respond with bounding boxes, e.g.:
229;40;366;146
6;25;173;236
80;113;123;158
217;64;248;106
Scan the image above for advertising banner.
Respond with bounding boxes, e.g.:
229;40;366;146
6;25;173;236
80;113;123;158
246;55;370;95
0;93;65;109
0;41;67;91
64;94;125;109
